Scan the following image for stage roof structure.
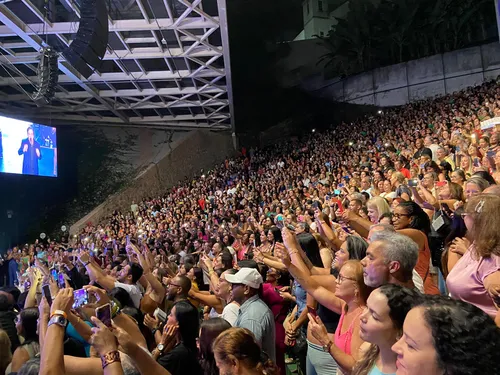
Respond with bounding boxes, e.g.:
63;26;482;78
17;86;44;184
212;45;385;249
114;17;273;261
0;0;234;131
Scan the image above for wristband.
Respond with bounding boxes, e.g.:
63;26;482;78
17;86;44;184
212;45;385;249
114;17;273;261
50;310;67;319
83;261;90;267
111;300;122;318
101;350;121;369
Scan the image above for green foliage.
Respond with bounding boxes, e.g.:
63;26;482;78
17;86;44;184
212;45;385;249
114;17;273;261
319;0;497;78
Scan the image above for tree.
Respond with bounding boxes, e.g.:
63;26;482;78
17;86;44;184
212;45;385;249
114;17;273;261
318;0;497;78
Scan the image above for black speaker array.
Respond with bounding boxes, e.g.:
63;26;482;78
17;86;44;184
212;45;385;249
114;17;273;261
63;0;109;79
32;47;59;105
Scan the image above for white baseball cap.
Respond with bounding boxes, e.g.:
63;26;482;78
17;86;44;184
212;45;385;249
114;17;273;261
225;268;263;289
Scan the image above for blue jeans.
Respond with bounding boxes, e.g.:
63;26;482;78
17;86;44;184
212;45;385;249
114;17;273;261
306;340;338;375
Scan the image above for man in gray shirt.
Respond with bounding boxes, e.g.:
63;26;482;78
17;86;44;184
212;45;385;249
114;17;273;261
225;267;276;362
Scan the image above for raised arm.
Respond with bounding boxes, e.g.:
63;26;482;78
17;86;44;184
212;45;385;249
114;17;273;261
114;326;173;375
41;288;74;375
131;244;166;298
79;252;116;291
276;244;344;314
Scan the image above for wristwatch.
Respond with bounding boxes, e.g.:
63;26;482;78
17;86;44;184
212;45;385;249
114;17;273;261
48;314;68;328
322;340;333;353
156;343;165;354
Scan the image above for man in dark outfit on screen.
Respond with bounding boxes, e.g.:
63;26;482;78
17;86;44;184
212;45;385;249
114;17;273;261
18;127;42;175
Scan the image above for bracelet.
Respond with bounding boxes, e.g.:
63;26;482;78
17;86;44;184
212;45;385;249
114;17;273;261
50;310;68;319
289;251;299;256
111;300;122;318
101;350;121;369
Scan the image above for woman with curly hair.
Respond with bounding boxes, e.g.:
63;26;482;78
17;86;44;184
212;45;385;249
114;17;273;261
392;296;500;375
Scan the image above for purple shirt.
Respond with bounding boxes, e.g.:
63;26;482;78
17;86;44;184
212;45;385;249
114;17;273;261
447;246;500;317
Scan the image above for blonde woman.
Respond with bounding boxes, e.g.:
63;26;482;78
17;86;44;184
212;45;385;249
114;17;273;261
0;330;12;375
366;197;390;224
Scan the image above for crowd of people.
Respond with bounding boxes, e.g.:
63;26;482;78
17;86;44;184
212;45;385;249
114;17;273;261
1;78;500;375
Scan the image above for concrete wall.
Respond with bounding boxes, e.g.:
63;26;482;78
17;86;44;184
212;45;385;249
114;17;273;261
304;42;500;106
70;130;233;234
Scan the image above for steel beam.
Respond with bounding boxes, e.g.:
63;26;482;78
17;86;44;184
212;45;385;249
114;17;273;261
0;17;218;36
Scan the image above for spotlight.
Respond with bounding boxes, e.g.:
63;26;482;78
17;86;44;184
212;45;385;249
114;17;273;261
384;143;389;147
349;142;353;146
312;129;316;133
378;110;383;115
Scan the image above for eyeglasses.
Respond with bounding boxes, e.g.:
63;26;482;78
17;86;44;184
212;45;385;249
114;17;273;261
337;274;357;284
392;213;411;219
168;282;182;288
460;212;472;218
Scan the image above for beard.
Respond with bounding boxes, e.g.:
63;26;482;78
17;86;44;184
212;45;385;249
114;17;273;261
166;293;176;301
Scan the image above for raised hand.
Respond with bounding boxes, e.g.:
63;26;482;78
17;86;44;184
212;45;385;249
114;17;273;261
144;314;160;331
90;316;118;356
307;313;330;347
84;285;111;305
281;227;300;252
51;288;74;315
274;243;291;267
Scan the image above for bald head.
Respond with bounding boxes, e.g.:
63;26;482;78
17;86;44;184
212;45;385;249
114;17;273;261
176;275;192;296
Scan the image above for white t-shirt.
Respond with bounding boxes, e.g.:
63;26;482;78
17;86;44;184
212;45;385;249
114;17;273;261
412;269;424;294
115;281;142;308
221;302;240;326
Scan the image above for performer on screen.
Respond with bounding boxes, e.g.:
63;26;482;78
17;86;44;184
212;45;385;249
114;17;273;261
18;126;42;175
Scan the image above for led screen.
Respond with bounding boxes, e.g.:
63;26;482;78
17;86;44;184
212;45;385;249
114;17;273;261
0;116;57;177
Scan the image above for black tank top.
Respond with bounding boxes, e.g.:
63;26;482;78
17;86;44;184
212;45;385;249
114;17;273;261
317;302;340;333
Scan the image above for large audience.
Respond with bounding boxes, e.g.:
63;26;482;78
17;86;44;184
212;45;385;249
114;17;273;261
1;79;500;375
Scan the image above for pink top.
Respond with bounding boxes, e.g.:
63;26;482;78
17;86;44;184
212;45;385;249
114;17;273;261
446;246;500;318
334;308;361;356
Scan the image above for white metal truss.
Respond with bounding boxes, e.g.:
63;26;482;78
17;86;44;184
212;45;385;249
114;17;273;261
0;0;234;131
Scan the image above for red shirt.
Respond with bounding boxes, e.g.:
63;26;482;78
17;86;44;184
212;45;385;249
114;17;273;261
398;167;411;179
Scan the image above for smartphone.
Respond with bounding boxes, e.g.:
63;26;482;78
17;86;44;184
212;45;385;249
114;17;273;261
473;158;481;168
275;214;285;229
307;306;318;318
487;150;495;158
338;183;344;188
95;303;112;327
58;273;66;289
51;268;58;282
408;179;418;187
42;284;52;306
334;189;341;195
72;289;89;309
153;307;168;323
312;201;320;209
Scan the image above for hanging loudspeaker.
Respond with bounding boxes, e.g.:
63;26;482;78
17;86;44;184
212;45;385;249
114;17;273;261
62;0;108;79
32;46;59;105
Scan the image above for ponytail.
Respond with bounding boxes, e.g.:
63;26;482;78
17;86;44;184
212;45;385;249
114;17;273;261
256;358;279;375
352;344;379;375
